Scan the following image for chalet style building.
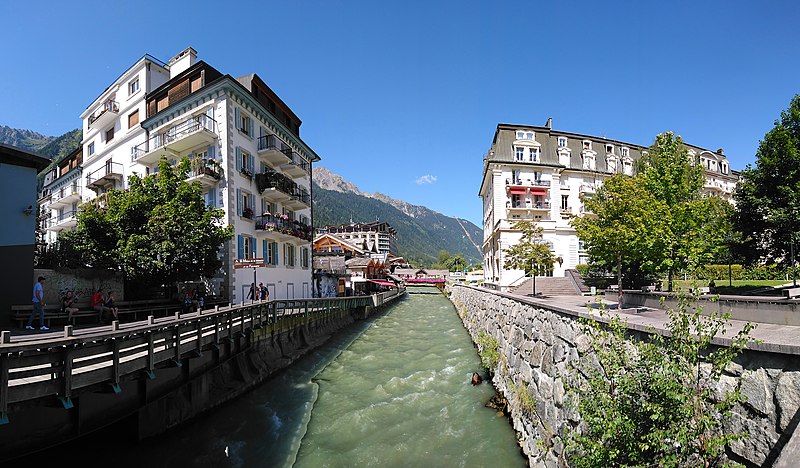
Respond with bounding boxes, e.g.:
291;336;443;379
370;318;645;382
316;221;398;256
38;47;319;302
480;119;739;292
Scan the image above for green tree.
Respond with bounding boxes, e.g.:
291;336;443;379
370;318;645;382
571;174;666;305
734;95;800;283
566;294;756;467
443;253;467;272
503;220;562;296
58;157;233;292
638;132;727;291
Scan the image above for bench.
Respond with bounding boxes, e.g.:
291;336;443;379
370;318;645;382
11;304;102;329
784;287;800;299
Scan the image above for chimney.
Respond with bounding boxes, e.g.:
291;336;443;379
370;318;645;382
717;148;724;155
545;117;553;129
168;47;197;78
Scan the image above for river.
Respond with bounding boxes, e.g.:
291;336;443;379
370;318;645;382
23;287;526;467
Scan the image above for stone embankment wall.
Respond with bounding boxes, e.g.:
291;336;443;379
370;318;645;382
447;284;800;467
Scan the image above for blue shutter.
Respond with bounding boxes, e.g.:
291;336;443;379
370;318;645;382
234;107;240;130
283;243;287;266
253;236;257;258
263;240;268;263
208;145;215;160
208;188;216;208
237;188;243;216
237;235;244;259
248;153;255;173
259;126;265;138
235;147;242;171
273;242;278;265
248;118;254;139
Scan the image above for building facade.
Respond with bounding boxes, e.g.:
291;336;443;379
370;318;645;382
316;221;398;256
480;120;738;292
39;47;319;302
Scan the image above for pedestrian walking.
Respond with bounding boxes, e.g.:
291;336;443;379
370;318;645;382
26;276;48;331
247;282;256;302
259;282;267;301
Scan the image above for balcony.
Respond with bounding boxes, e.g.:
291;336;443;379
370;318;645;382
285;188;311;210
254;215;313;242
88;101;119;130
254;169;298;204
50;185;82;208
187;158;222;189
47;210;78;231
281;149;310;178
133;115;217;165
507;200;551;212
257;134;291;166
86;161;124;191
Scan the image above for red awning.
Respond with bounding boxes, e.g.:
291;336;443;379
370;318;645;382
368;279;397;288
530;188;548;195
508;187;527;194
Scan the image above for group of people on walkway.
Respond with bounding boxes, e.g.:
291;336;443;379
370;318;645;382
25;278;119;330
179;286;206;313
247;282;270;302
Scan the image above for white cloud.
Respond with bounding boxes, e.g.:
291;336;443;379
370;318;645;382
415;174;438;185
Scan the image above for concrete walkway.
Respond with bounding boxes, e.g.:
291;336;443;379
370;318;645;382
512;292;800;356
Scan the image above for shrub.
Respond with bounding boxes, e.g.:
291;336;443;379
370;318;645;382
476;331;500;372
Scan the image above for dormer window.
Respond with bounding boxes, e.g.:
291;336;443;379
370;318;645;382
623;159;633;175
516;131;535;140
721;162;728;174
606;144;614;154
607;156;617;173
620;147;629;158
515;147;524;161
558;137;568;148
529;148;540;162
583;140;592;151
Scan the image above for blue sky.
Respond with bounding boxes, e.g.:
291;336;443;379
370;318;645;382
2;1;799;227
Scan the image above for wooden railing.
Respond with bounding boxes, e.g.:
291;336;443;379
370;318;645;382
0;292;405;425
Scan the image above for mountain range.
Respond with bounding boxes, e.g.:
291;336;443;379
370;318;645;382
1;126;483;267
312;167;482;266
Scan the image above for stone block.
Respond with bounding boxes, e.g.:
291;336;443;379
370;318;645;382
740;368;774;417
776;371;800;432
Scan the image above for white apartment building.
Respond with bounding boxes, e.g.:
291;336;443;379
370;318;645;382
480;120;738;292
316;221;399;256
39;47;319;302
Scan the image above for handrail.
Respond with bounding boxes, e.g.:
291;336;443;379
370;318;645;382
133;115;217;162
0;292;406;425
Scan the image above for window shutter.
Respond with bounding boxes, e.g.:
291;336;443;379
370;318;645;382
234;107;240;130
235;147;242;171
208;188;216;207
263;240;268;262
283;243;287;265
259;126;265;138
237;235;244;259
208;145;215;160
253;236;257;257
248;118;254;139
237;188;243;215
272;242;278;265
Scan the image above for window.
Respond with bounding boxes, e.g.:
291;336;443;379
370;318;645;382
128;110;139;128
237;188;254;218
129;78;140;96
105;127;114;142
301;247;310;268
606;144;614;154
607;156;617;173
285;244;296;267
238;235;255;259
561;194;569;210
620;147;629;158
88;142;95;156
529;148;540;162
582;140;592;151
515;131;534;140
558;137;567;148
515;147;524;161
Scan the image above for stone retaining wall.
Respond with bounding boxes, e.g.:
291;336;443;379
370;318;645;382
447;284;800;467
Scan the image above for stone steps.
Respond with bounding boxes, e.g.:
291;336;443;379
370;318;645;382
512;277;579;296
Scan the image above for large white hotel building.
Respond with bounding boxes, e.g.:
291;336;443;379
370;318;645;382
38;47;318;302
480;119;738;292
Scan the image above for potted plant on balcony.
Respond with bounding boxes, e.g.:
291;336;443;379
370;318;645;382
242;207;254;219
204;158;222;180
240;167;253;180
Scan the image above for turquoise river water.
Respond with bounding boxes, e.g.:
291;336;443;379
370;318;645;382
23;288;527;467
